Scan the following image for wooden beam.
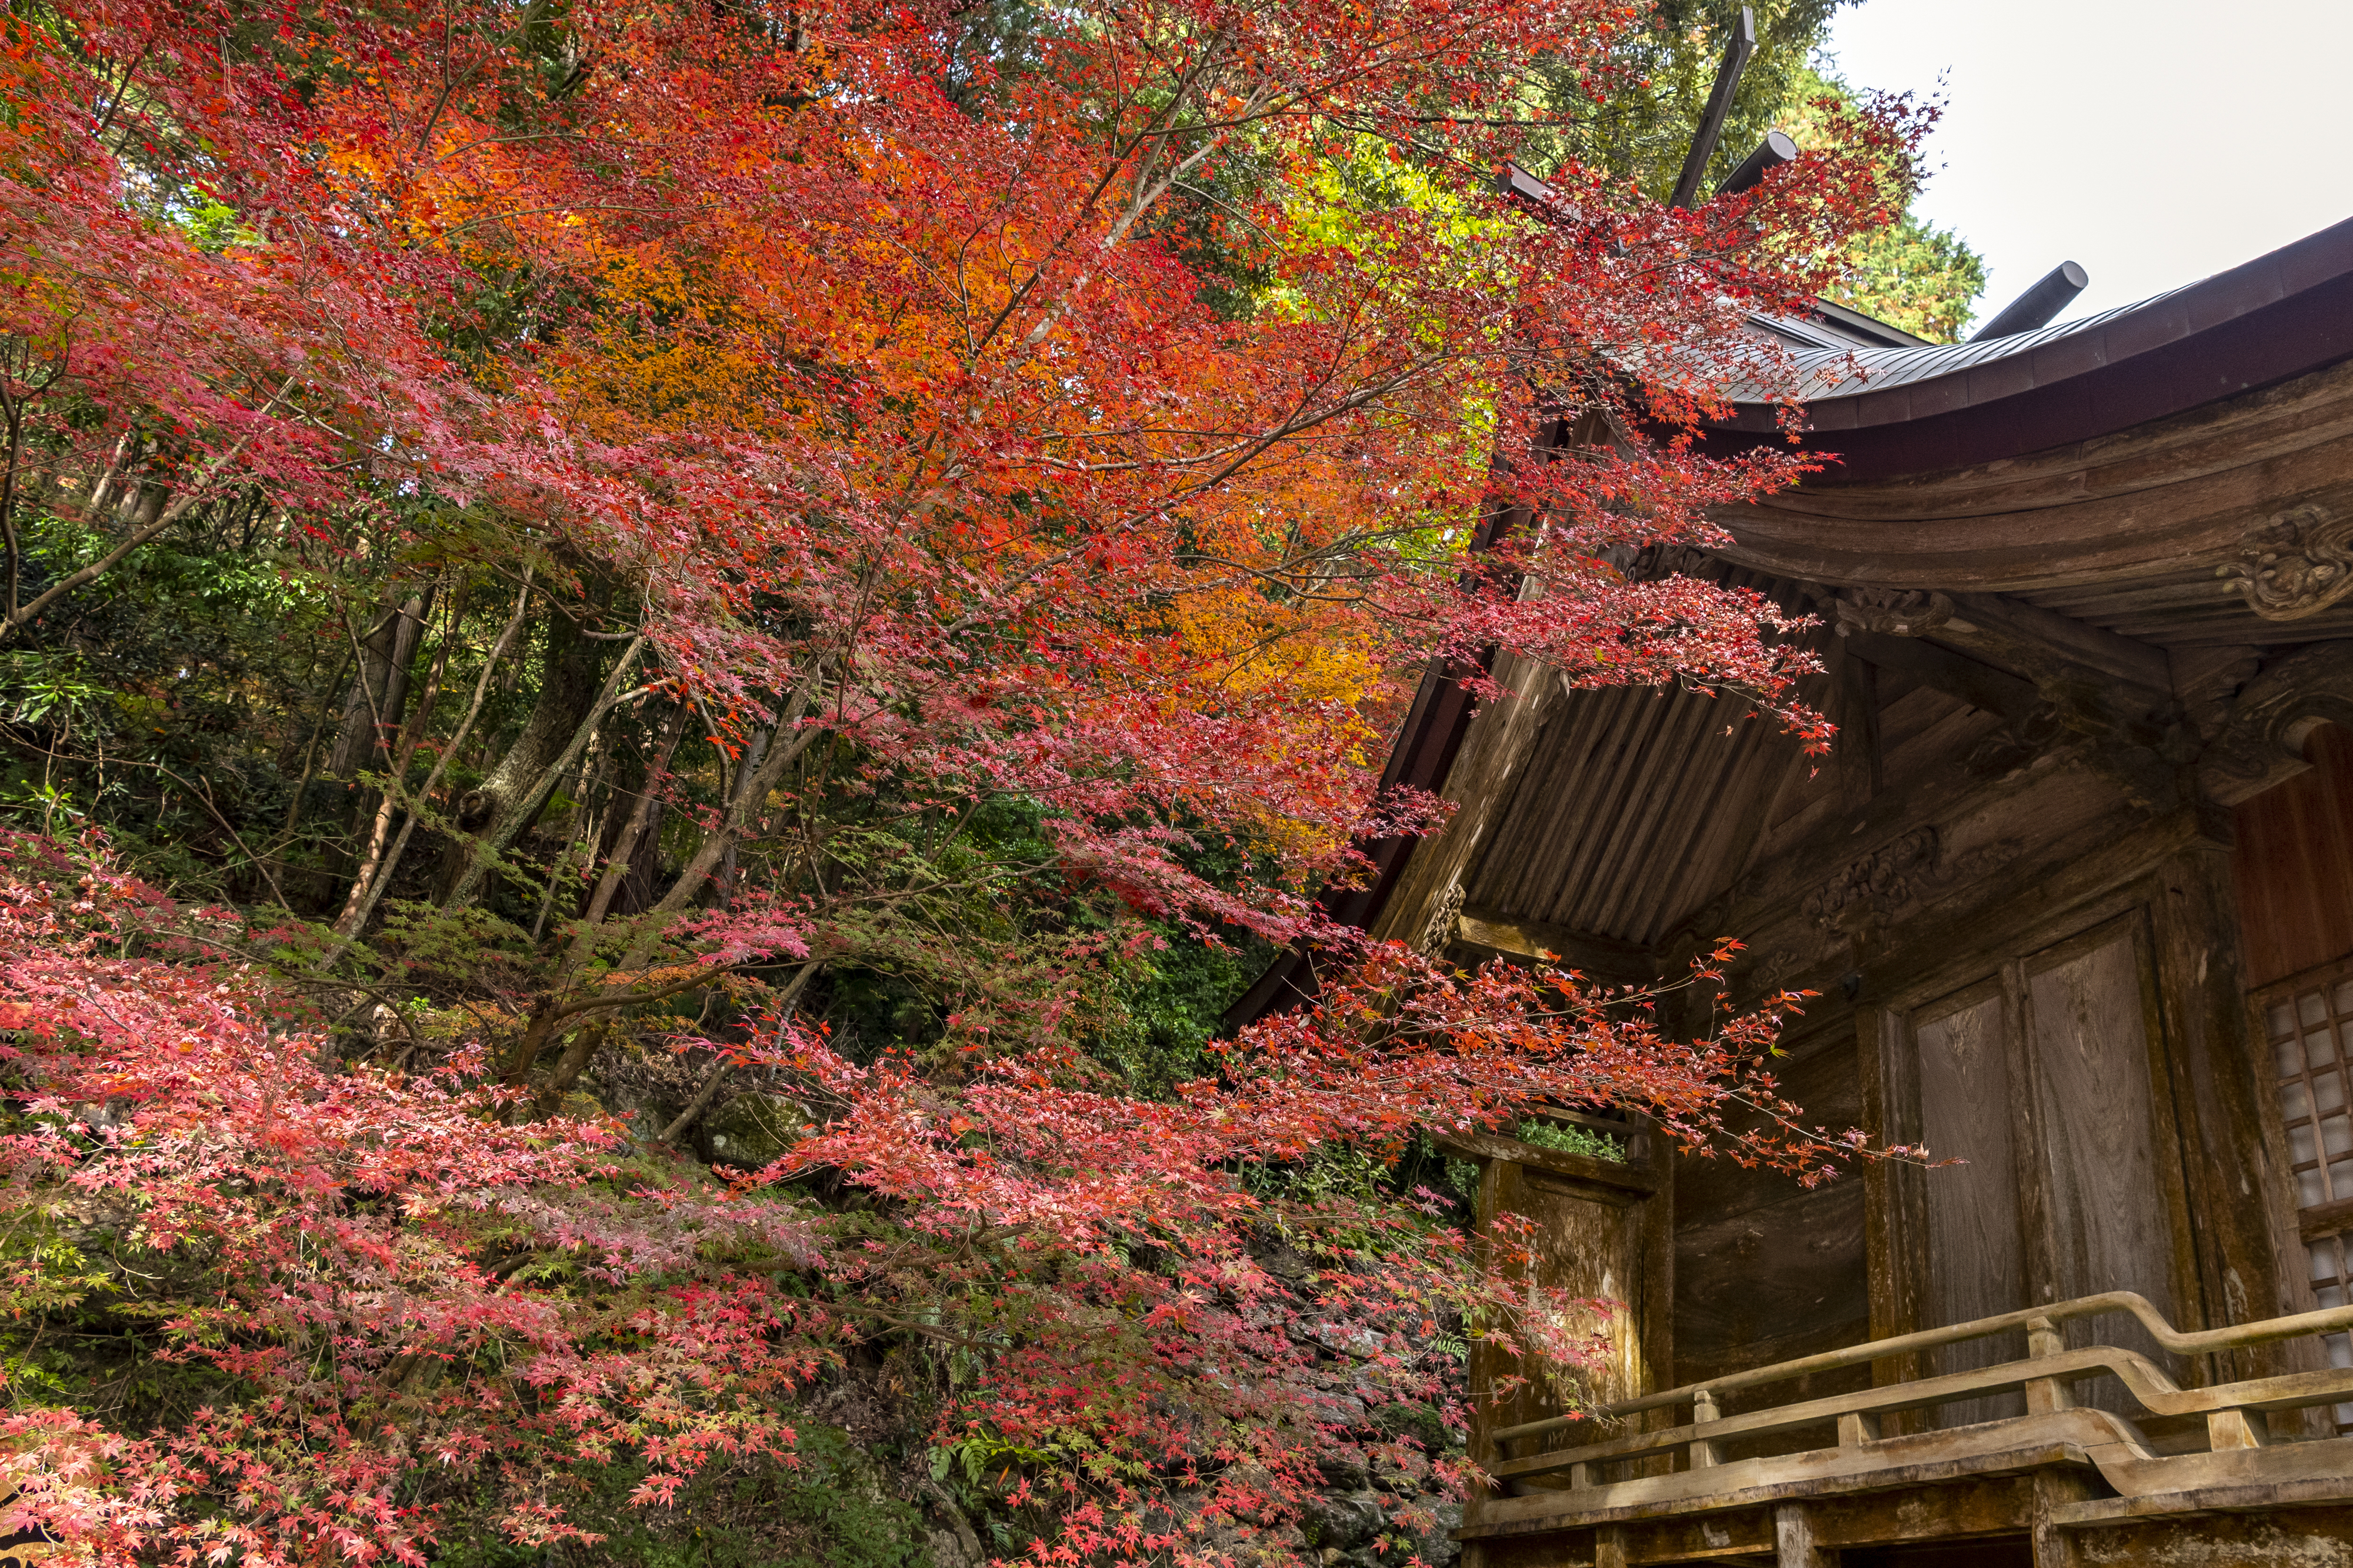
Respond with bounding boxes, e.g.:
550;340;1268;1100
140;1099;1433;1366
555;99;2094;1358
1368;651;1556;950
1841;629;2044;722
1942;592;2172;695
1432;1127;1659;1198
1455;906;1662;981
1801;1476;2031;1546
2300;1194;2353;1242
1667;7;1756;210
1725;792;2208;1020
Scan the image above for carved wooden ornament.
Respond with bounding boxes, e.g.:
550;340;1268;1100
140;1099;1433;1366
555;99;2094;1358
2215;503;2353;620
1825;588;1955;639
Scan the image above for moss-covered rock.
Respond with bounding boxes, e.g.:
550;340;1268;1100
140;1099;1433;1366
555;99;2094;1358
701;1092;810;1169
1369;1399;1449;1453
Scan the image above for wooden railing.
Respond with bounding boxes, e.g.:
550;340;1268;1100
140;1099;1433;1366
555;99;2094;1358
1488;1292;2353;1490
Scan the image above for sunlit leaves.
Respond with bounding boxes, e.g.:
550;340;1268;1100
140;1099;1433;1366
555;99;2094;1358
0;0;1929;1559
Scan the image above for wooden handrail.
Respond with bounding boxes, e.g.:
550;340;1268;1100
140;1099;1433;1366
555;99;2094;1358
1488;1346;2353;1482
1491;1291;2353;1453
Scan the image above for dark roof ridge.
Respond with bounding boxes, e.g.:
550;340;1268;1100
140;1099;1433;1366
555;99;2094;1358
1717;213;2353;481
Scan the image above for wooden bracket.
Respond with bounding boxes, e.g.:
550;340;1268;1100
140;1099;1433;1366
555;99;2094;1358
2206;1407;2269;1450
1837;1410;1881;1446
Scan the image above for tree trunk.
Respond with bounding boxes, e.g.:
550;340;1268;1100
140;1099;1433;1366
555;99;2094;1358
334;581;461;936
326;591;432;780
595;702;688;922
435;605;605;905
712;723;774;905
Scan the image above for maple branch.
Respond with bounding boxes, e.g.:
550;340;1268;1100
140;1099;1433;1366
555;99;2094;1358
658;1053;738;1145
408;4;463;159
2;377;298;642
965;29;1257;363
568;698;692;950
1013;74;1272;360
606;670;825;975
314;568;535;966
441;632;650;910
927;358;1452;638
656;962;820;1143
500;953;775;1100
90;33;155;149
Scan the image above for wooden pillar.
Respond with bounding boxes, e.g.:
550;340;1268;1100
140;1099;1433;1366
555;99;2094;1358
1858;1006;1928;1430
2023;1316;2073;1414
1689;1388;1722;1468
2149;842;2294;1380
1775;1503;1832;1568
1595;1523;1629;1568
1637;1125;1679;1476
2030;1471;2088;1568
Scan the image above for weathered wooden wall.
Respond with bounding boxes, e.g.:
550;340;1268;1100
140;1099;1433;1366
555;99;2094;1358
2236;722;2353;990
1671;1020;1872;1460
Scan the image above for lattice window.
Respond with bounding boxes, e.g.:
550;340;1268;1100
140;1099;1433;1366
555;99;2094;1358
2270;974;2353;1207
2307;1231;2353;1427
2262;965;2353;1428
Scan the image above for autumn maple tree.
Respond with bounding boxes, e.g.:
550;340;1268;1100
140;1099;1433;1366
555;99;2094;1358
0;0;1927;1561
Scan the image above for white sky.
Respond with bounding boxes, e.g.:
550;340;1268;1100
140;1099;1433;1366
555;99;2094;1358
1821;0;2353;328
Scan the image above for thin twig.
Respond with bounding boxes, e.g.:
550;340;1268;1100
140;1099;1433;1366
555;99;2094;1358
152;766;289;909
569;699;691;962
4;376;299;639
313;567;535;969
278;640;354;839
658;962;818;1144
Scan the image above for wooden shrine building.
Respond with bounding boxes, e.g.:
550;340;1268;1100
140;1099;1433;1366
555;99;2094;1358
1259;216;2353;1563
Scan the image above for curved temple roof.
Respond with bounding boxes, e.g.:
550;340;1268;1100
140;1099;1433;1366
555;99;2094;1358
1228;212;2353;1030
1716;215;2353;481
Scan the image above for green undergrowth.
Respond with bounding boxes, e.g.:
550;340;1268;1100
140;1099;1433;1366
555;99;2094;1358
431;1424;933;1567
1514;1119;1626;1163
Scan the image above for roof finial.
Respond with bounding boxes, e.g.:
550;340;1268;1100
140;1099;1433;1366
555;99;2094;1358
1669;6;1758;211
1973;261;2090;341
1717;129;1798;198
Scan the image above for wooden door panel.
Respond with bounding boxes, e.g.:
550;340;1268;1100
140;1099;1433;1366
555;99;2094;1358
1472;1159;1667;1478
2025;925;2179;1406
1905;919;2186;1424
1914;981;2028;1424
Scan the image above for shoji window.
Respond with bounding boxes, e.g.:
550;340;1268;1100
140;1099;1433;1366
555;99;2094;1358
2257;958;2353;1429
